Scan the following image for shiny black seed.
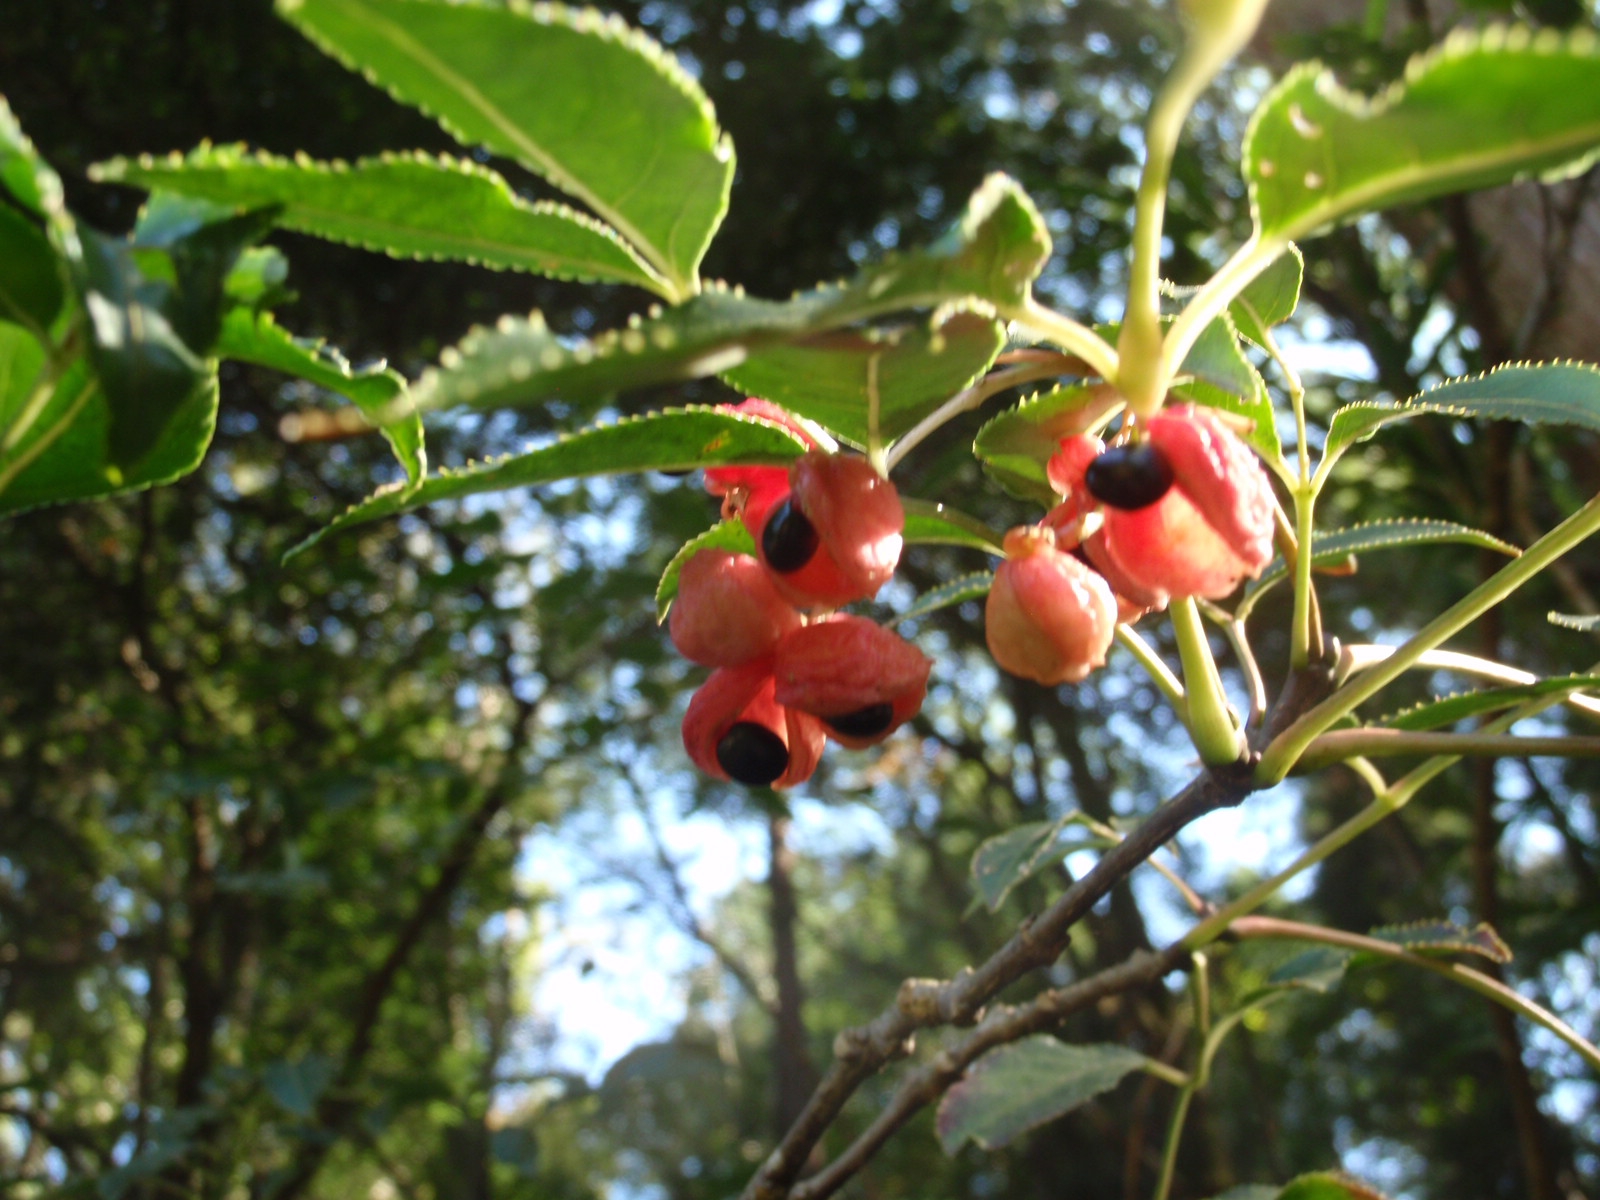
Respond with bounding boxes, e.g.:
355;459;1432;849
761;496;820;573
1084;444;1174;510
716;721;790;786
824;703;894;739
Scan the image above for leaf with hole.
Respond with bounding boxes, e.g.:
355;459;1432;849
1246;26;1600;245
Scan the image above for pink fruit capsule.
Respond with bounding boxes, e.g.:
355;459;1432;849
669;549;803;668
743;451;904;609
773;615;932;749
682;659;826;789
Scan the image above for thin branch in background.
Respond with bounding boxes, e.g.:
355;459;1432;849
619;761;780;1017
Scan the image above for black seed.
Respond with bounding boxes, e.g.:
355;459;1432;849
1084;444;1174;510
761;496;820;572
824;703;894;739
716;721;790;786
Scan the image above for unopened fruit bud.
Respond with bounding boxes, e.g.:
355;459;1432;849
985;526;1118;686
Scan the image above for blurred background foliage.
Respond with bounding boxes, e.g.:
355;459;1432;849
2;0;1599;1197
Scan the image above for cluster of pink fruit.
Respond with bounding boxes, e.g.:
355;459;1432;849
672;402;932;788
671;400;1277;787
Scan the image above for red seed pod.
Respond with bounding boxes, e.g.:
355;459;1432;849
1079;529;1166;622
743;451;904;609
1098;405;1275;601
985;525;1118;686
772;615;932;749
682;659;826;789
669;550;803;668
704;399;815;504
1046;433;1106;499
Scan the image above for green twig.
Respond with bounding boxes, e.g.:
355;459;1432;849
1170;598;1244;764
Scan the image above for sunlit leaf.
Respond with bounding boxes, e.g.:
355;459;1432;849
1276;1171;1393;1200
1550;611;1600;631
277;0;732;297
901;498;1004;554
1246;26;1600;244
218;308;424;486
1367;919;1513;963
1237;519;1519;619
972;382;1122;503
1228;245;1303;347
98;146;669;294
1378;675;1600;733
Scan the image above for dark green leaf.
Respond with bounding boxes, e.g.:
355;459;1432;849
1380;675;1600;732
936;1037;1148;1153
262;1054;335;1117
98;147;669;294
1323;362;1600;470
1367;920;1513;963
720;310;1004;447
217;308;424;485
0;348;217;515
1246;26;1600;244
0;201;65;333
72;227;209;470
277;0;733;297
897;570;994;626
1237;520;1520;619
654;520;756;622
970;817;1074;913
1265;947;1351;994
286;407;807;561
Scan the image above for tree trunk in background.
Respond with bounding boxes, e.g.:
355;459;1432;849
768;813;816;1138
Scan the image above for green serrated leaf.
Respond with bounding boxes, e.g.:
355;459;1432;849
1550;611;1600;632
277;0;733;298
1246;26;1600;245
0;202;66;335
721;310;1003;447
972;382;1122;504
285;407;806;561
408;175;1055;422
897;570;994;626
901;498;1004;554
936;1037;1148;1153
654;520;756;622
1367;919;1513;963
1322;362;1600;472
97;146;669;294
1229;245;1303;347
1379;675;1600;733
217;308;424;485
0;94;65;219
1237;520;1520;619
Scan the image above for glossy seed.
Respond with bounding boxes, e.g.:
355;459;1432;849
715;721;790;785
824;703;894;739
1084;444;1174;510
761;496;820;572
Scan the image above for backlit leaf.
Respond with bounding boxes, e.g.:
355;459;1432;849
1379;675;1600;733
